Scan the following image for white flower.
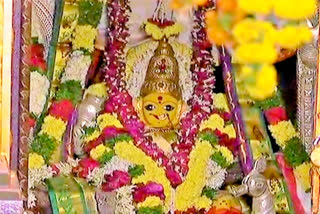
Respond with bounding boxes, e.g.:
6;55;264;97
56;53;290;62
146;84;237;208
115;185;135;214
61;51;91;88
29;71;50;115
206;160;227;190
28;165;54;189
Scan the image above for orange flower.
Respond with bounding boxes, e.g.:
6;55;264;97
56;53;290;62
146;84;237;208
216;0;238;12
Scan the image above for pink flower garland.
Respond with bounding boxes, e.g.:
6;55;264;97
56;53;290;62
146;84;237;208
102;0;216;185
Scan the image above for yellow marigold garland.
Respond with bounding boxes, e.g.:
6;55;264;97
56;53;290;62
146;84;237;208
137;196;163;208
83;129;101;143
212;93;230;112
269;121;298;149
293;162;311;192
40;115;67;141
238;0;274;15
29;153;45;169
90;144;109;160
97;113;123;130
273;0;317;20
276;25;313;50
175;140;213;211
114;141;172;212
200;114;236;139
73;25;97;52
85;83;108;98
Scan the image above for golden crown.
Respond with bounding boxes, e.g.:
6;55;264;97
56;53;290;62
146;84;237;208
141;38;182;99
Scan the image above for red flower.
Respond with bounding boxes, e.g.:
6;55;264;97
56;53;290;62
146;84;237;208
102;170;131;192
74;158;100;178
26;116;36;130
51;164;60;176
49;100;74;121
28;44;47;71
264;107;288;125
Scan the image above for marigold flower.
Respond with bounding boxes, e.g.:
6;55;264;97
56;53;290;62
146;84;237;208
238;0;273;14
73;25;97;52
276;25;313;50
269;121;298;148
274;0;317;20
90;144;108;160
40;115;67;141
29;153;45;169
293;162;311;191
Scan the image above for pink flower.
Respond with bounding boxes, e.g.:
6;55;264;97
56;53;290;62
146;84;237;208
133;182;165;203
102;170;131;192
264;107;288;125
166;169;182;187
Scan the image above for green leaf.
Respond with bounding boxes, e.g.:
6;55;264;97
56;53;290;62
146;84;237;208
106;134;133;148
30;133;58;163
211;152;229;168
198;130;218;146
283;137;309;167
254;90;283;110
137;206;163;214
98;150;115;164
202;186;218;200
81;126;98;139
78;0;103;27
55;80;83;105
128;165;145;178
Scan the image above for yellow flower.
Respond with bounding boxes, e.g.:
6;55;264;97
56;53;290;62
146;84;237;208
40;115;67;141
114;141;171;212
29;153;45;169
194;197;212;210
223;125;236;139
274;0;316;20
245;64;277;101
269;121;298;148
137;196;163;208
83;130;101;143
73;25;97;52
238;0;273;14
175;140;213;211
97;113;123;131
213;145;234;165
200;114;236;139
86;83;108;98
90;144;109;160
212;93;229;112
233;19;276;44
234;42;278;64
144;21;183;40
200;114;225;131
276;25;313;50
294;162;311;192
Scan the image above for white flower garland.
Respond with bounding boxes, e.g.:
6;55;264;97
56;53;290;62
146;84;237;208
29;71;50;116
115;185;136;214
61;50;91;88
205;160;227;190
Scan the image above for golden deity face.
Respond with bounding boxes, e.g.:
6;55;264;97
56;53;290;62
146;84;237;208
140;92;182;128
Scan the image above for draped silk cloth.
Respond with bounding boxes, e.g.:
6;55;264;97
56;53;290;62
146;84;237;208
47;176;98;214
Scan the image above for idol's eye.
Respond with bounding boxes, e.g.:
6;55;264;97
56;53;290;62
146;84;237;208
164;105;174;111
145;104;156;111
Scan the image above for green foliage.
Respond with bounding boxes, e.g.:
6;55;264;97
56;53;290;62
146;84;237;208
106;134;133;148
128;165;145;178
98;150;115;164
56;80;83;105
211;152;229;168
81;126;98;139
198;130;218;146
30;134;57;163
283;137;309;167
78;0;103;27
137;206;163;214
254;90;282;111
202;186;218;200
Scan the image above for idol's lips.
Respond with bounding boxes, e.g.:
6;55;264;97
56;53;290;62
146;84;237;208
151;113;167;120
